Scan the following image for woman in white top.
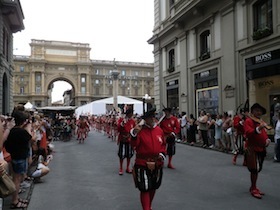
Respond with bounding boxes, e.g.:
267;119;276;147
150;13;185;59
274;111;280;162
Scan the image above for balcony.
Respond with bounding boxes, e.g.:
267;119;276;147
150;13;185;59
0;0;25;32
199;51;210;61
252;27;273;41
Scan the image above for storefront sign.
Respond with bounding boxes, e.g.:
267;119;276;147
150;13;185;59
258;80;274;88
255;52;272;64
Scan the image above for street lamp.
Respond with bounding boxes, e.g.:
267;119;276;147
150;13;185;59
111;58;119;113
142;93;151;115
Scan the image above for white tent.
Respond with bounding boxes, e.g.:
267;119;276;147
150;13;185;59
24;101;35;111
75;96;143;117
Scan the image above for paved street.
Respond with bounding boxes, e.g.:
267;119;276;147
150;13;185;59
13;130;280;210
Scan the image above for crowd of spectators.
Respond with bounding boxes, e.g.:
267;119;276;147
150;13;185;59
0;105;54;209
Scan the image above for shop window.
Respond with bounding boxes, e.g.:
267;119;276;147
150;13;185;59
168;49;175;73
253;0;273;40
199;30;211;61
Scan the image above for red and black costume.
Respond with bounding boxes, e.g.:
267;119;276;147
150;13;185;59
159;109;180;169
131;109;166;210
244;103;270;199
117;109;135;175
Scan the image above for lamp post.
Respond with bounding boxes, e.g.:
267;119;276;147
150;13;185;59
142;94;151;115
111;58;119;112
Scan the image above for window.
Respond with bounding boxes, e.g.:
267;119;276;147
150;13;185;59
20;66;25;72
81;74;86;83
200;30;211;61
20;87;24;94
122;80;126;86
253;0;273;40
20;77;24;82
135;71;139;76
168;49;175;72
36;73;41;82
95;79;100;85
147;72;151;77
134;81;138;86
36;86;41;93
2;28;9;61
121;70;126;76
170;0;175;7
81;87;86;94
95;69;99;75
108;80;112;85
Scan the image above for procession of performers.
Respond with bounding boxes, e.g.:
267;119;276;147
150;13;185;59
50;100;274;205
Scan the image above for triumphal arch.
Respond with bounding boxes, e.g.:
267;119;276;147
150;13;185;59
13;39;154;107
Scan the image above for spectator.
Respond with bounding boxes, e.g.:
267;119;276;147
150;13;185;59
180;112;188;143
214;114;224;151
222;112;232;152
197;110;209;148
274;110;280;162
4;109;32;208
207;113;215;148
187;114;197;146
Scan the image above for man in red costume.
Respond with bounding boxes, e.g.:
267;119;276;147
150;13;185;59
244;103;271;199
117;108;135;175
130;108;166;210
159;107;180;169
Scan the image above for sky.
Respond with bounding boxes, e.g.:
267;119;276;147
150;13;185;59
13;0;155;102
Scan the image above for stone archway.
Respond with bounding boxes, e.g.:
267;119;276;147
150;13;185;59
46;74;77;106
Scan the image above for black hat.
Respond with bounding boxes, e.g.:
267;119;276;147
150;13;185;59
142;108;156;119
125;108;133;115
162;107;172;112
250;103;266;115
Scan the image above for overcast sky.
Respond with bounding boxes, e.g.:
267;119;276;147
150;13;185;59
13;0;154;102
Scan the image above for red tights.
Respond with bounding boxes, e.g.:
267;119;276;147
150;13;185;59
140;190;155;210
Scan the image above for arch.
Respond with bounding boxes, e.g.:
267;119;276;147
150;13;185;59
45;74;77;95
2;72;9;114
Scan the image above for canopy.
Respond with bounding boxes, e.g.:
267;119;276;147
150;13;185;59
75;96;143;117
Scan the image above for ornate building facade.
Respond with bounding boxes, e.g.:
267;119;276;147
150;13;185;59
149;0;280;125
13;39;154;107
0;0;24;114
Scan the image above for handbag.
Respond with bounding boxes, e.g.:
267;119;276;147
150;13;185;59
3;147;11;162
0;172;16;198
